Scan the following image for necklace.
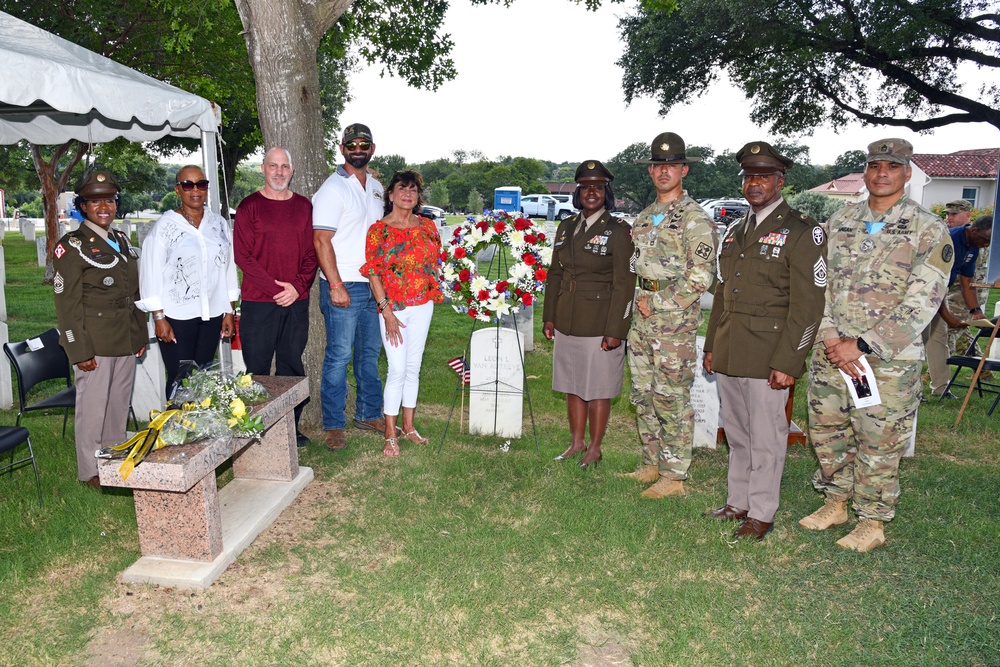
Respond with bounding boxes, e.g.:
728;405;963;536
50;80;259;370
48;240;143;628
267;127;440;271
177;208;201;229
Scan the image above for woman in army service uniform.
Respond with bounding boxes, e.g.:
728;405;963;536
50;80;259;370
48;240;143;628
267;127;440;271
53;170;147;489
542;161;636;469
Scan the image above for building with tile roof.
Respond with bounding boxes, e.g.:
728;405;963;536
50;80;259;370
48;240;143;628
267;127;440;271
909;148;998;211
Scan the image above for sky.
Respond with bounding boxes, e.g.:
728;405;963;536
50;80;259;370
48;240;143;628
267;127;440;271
337;0;1000;168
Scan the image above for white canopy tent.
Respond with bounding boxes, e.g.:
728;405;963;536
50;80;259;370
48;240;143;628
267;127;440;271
0;10;223;212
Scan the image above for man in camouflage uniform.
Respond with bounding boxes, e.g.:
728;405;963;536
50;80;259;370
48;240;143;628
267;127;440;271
947;214;993;358
626;132;717;498
801;138;953;552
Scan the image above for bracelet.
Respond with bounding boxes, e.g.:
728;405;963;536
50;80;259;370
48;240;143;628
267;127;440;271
329;281;344;290
152;312;166;321
377;297;390;313
970;306;982;313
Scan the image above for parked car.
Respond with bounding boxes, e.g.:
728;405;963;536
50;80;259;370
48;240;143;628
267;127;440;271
702;198;750;224
520;194;577;220
420;205;447;226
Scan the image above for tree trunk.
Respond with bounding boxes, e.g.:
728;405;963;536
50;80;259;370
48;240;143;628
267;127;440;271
30;141;89;283
233;0;353;429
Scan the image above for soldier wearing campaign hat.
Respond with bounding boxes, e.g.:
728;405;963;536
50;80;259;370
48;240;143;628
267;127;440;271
625;132;716;498
543;160;635;469
703;141;826;541
53;169;147;489
801;137;953;552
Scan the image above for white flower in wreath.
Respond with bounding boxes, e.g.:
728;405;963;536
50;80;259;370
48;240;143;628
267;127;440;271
487;294;513;316
470;275;490;293
466;227;486;245
508;230;526;248
442;264;458;282
539;246;553;265
509;262;532;281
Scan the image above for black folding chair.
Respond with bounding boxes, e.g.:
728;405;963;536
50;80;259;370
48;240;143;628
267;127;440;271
0;426;42;507
942;318;1000;414
3;328;75;439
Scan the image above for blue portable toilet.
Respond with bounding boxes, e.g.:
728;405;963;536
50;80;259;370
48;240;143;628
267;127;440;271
493;186;522;213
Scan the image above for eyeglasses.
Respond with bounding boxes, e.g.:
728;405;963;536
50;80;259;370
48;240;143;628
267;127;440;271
177;179;210;191
344;141;372;151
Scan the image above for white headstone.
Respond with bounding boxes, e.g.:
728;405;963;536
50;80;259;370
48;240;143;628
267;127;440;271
35;237;46;267
136;222;154;248
692;335;721;449
20;220;35;240
113;221;131;237
499;305;534;352
469;327;524;437
132;322;166;420
0;320;12;409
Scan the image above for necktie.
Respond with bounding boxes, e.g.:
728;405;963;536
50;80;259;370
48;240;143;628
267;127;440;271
742;214;757;244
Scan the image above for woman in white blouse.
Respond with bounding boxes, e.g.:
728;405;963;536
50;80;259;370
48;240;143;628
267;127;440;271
138;165;239;397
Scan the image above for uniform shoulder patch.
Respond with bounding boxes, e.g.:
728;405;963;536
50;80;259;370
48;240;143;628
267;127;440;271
812;226;825;246
54;243;66;259
695;242;713;260
942;244;954;264
927;240;955;275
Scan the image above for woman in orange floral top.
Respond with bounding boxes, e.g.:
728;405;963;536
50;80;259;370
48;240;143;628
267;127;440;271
362;170;443;456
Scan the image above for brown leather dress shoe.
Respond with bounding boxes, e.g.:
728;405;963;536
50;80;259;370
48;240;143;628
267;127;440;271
704;505;748;521
353;417;387;433
734;517;773;541
83;476;102;490
324;429;347;450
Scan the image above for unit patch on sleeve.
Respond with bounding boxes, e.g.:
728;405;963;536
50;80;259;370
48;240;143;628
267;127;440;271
54;243;66;259
695;242;713;260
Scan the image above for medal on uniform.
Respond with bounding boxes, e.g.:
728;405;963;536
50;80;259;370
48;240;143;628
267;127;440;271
772;246;781;258
103;276;115;286
860;237;875;253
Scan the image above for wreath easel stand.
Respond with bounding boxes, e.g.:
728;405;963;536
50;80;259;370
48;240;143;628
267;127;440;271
437;216;546;456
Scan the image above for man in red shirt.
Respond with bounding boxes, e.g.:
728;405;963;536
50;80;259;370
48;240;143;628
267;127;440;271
235;147;319;446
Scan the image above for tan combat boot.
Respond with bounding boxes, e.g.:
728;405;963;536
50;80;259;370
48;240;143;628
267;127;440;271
836;519;885;553
640;477;685;498
622;465;660;485
798;499;849;530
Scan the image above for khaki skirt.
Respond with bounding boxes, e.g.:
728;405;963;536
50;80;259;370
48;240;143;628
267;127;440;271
552;330;626;400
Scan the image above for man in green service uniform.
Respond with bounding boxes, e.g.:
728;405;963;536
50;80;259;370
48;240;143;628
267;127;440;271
626;132;717;498
801;138;953;552
703;142;826;540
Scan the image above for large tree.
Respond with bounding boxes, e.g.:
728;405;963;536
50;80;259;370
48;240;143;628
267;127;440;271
618;0;1000;135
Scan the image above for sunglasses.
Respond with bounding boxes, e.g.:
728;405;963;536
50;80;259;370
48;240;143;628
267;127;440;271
177;179;210;191
344;141;372;151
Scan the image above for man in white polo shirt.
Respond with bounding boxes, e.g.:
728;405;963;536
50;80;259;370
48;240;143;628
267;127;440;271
312;123;387;450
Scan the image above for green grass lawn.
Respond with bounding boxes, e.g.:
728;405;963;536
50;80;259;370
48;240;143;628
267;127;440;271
0;232;998;666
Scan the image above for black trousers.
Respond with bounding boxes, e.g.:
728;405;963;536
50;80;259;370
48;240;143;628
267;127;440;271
239;299;310;425
162;315;223;399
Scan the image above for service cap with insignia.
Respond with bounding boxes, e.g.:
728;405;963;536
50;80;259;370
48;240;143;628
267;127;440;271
574;159;614;183
75;169;121;198
735;141;793;176
945;199;972;213
866;138;913;165
342;123;374;144
635;132;701;164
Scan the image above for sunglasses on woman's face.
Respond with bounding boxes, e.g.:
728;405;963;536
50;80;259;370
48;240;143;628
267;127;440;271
177;179;210;191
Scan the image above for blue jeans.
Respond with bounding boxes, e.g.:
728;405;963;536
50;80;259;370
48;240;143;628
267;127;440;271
319;279;384;429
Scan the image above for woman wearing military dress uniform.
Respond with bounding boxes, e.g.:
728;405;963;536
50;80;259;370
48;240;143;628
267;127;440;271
53;170;147;489
543;161;636;468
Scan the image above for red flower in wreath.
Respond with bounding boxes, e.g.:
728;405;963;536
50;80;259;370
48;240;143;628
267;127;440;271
477;289;490;301
521;293;533;306
523;253;537;266
494;221;506;233
534;268;547;281
496;280;509;292
524;234;537;244
454;247;467;259
459;269;471;282
514;218;530;231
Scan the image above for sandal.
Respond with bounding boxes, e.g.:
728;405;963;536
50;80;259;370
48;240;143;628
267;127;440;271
383;437;400;457
403;430;428;445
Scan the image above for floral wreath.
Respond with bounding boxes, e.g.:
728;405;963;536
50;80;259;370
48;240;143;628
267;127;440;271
441;209;552;321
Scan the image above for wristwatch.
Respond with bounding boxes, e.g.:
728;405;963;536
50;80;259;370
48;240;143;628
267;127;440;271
970;306;982;313
856;337;872;354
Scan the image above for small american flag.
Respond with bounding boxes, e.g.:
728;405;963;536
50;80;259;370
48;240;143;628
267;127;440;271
447;356;470;385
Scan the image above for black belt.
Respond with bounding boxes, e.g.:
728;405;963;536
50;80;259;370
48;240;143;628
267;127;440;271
638;277;660;291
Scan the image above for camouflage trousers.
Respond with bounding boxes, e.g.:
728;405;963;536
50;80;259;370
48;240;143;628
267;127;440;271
807;350;921;522
946;282;984;356
628;316;696;480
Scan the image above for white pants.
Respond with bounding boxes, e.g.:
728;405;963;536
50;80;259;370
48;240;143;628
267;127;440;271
379;301;434;415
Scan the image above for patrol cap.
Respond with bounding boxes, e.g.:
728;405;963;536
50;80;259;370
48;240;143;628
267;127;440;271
74;170;121;198
574;160;614;183
636;132;701;164
342;123;374;144
945;199;973;213
866;138;913;165
735;141;793;175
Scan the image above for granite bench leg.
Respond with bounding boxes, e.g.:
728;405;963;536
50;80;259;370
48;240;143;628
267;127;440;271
134;473;223;561
232;411;296;481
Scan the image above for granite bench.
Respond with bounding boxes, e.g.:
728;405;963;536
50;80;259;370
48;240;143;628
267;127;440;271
98;375;313;590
